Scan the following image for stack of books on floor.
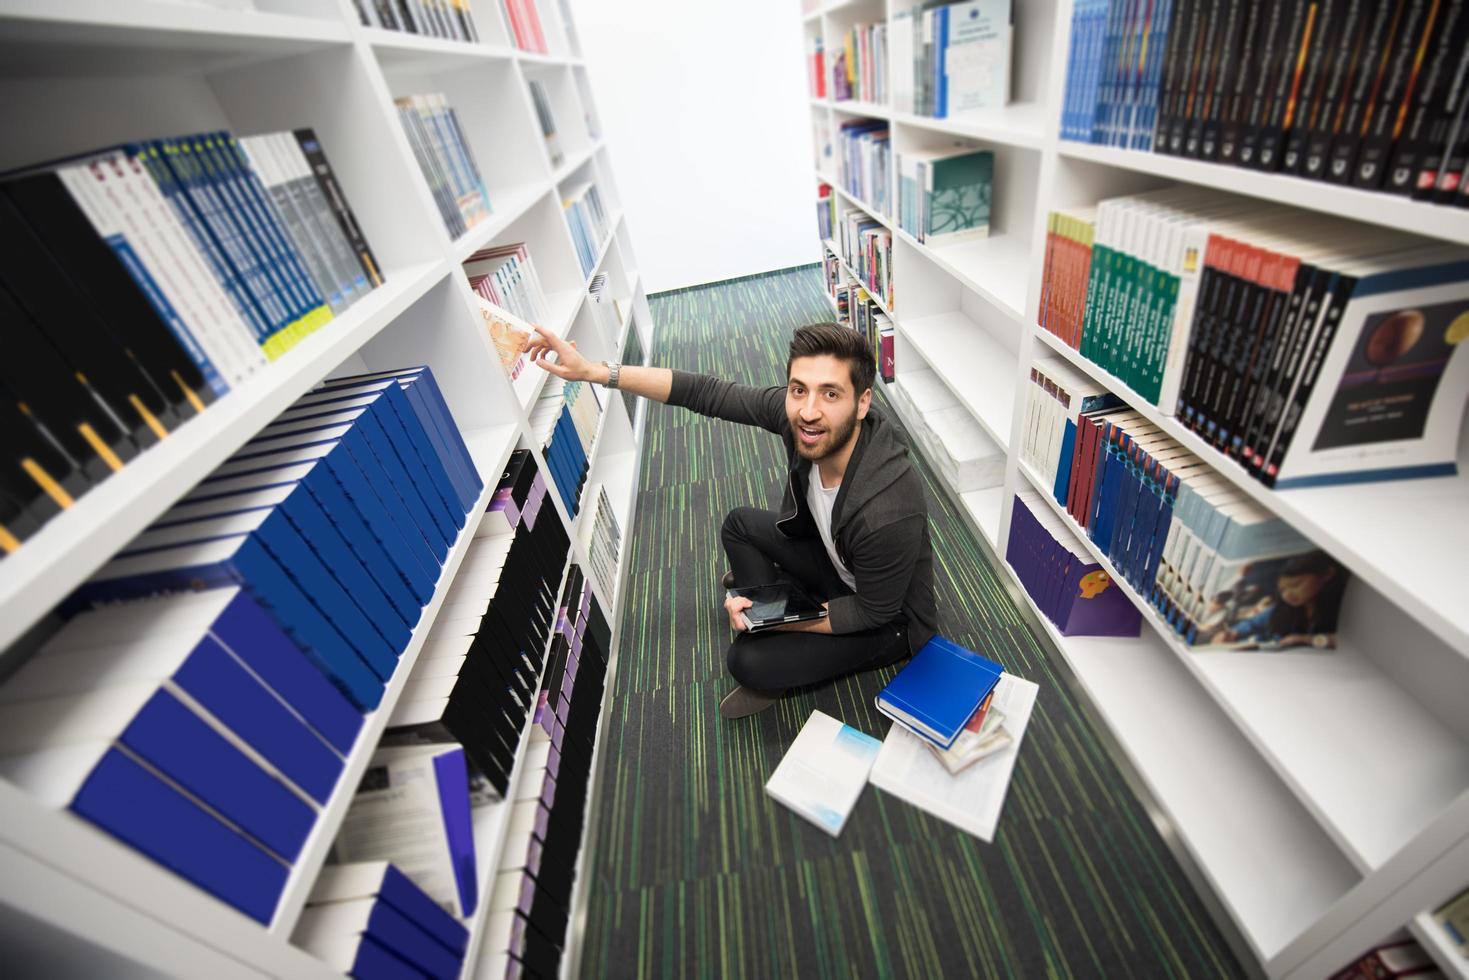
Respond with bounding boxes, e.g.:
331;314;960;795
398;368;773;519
0;129;381;556
526;78;563;168
1035;188;1469;486
837;207;893;307
1007;489;1142;636
896;147;993;245
869;634;1039;841
831;22;887;106
816;181;834;241
294;861;471;978
852;285;894;383
0;365;476;925
562;182;609;276
465;242;550;323
387;448;571;798
836;117;891;216
586;272;623;345
480;565;612;979
529;378;602;518
354;0;481;41
808;36;826;99
331;742;479;921
890;0;1013;118
1021;357;1353;651
502;0;549;54
890;370;1003;491
395;93;493;238
1059;0;1469;204
578;483;622;599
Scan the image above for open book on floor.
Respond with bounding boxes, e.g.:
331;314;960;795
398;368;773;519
870;674;1039;842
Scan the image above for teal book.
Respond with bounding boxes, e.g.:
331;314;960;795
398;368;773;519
924;149;994;246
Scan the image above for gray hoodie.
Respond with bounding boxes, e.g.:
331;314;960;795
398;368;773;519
667;369;938;654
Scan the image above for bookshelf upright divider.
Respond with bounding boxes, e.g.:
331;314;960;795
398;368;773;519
0;0;652;976
806;1;1469;977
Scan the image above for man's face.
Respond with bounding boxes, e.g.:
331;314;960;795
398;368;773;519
786;354;870;461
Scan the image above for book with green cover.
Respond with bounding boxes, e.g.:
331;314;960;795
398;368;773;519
924;148;993;246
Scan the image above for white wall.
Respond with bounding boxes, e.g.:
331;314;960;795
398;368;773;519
569;0;816;293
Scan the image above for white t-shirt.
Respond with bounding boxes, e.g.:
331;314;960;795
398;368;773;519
807;470;857;591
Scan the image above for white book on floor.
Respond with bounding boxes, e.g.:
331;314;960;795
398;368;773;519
765;710;881;837
870;674;1039;841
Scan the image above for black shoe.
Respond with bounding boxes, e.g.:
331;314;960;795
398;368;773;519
719;684;784;719
721;570;736;590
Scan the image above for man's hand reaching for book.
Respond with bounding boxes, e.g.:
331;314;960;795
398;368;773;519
525;324;610;385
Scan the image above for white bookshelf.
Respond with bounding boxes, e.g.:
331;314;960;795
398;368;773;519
0;0;652;976
803;1;1469;977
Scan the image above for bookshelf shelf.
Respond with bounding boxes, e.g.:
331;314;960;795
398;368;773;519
896;311;1014;449
804;3;1469;973
1411;911;1469;977
0;0;649;974
891;104;1048;151
1016;461;1469;877
0;0;348;68
997;553;1360;962
365;28;515;70
0;258;449;656
271;422;519;937
1030;327;1469;657
960;486;1004;547
893;228;1029;322
1056;142;1469;249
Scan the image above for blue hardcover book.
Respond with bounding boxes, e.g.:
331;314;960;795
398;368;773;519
1;618;345;806
205;433;420;628
156;456;413;643
875;635;1005;749
289;388;459;550
0;745;289;924
181;443;435;605
119;507;399;676
0;682;317;862
35;586;363;755
309;862;470;956
71;533;384;710
294;381;464;537
295;897;462;980
295;929;429;980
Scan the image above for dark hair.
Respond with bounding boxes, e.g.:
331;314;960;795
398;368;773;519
786;322;876;394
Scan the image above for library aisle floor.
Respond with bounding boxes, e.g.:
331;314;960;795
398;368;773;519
576;266;1243;978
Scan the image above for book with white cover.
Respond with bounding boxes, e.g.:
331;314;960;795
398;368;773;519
870;674;1038;841
765;711;881;837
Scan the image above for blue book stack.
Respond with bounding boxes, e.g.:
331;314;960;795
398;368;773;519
875;635;1005;749
68;366;481;712
529;379;600;518
0;586;375;924
296;861;469;980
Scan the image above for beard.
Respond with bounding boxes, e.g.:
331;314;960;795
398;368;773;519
792;405;859;461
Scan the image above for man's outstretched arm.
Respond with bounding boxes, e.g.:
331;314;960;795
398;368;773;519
527;325;787;433
526;324;672;402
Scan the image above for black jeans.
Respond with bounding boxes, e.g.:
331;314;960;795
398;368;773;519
720;506;908;691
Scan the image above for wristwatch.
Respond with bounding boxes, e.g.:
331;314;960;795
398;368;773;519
603;361;621;390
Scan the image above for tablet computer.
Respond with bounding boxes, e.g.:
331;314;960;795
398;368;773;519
726;582;828;632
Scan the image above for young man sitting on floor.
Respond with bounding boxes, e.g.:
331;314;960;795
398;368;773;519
526;321;936;718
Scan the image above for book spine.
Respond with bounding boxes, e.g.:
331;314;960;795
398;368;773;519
1352;0;1436;187
1326;0;1409;183
293;129;383;287
1300;0;1367;178
1384;2;1463;191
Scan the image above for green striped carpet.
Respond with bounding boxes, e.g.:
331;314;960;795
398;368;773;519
576;266;1242;978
